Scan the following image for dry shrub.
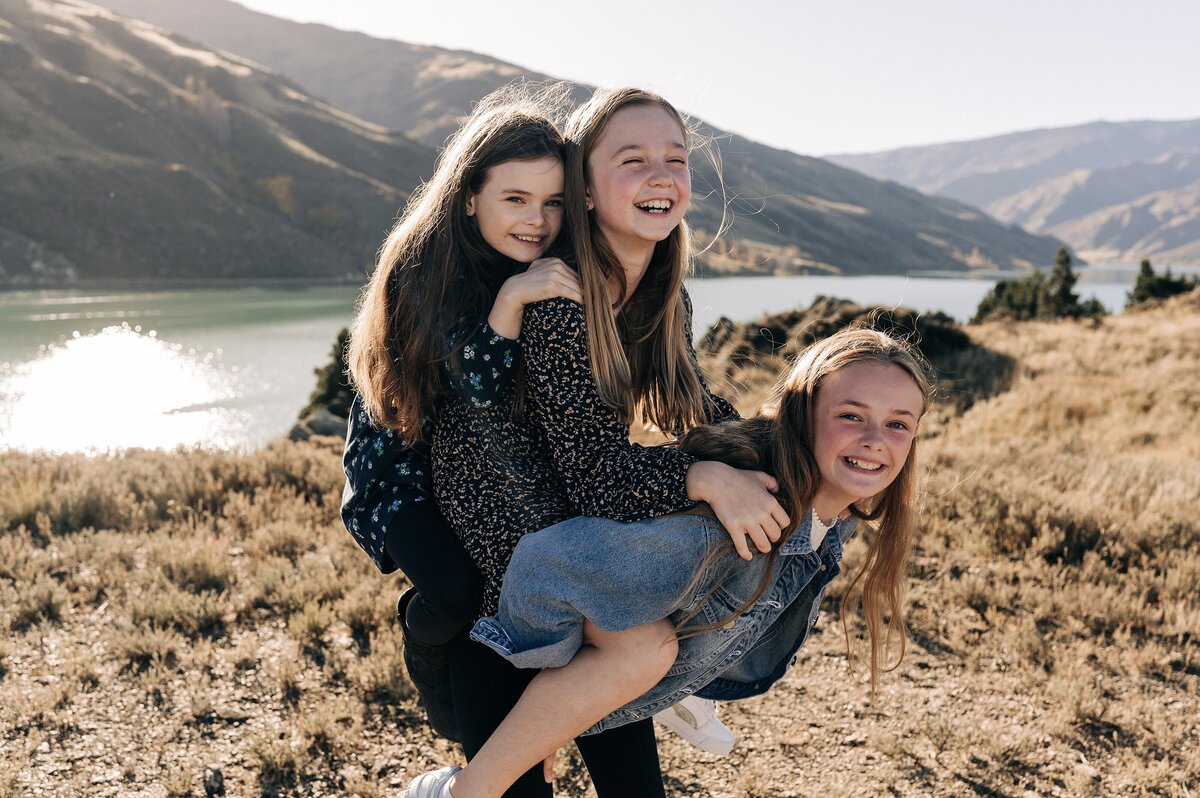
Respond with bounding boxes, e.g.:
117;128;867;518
249;726;310;790
6;574;67;632
298;695;363;764
247;520;316;563
287;601;334;656
152;537;234;595
127;580;226;639
109;622;182;673
337;581;396;650
274;652;305;706
351;625;412;706
161;767;193;798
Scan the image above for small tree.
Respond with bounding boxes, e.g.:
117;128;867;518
972;272;1045;322
1125;258;1198;308
301;327;354;419
973;247;1107;323
1043;247;1081;318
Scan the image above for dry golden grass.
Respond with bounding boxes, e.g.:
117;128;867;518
1;290;1197;796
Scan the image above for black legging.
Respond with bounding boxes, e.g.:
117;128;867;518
384;501;482;646
384;503;665;797
450;632;666;798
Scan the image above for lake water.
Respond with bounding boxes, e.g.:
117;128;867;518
0;271;1147;453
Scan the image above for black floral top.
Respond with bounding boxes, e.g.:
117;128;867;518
433;289;738;615
340;321;520;573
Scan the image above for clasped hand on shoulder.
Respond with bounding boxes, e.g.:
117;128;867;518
488;258;583;339
686;461;790;561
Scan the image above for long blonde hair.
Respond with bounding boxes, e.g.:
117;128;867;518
563;87;714;432
677;328;933;689
348;84;566;442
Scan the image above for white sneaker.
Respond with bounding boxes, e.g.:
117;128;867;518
653;696;735;755
404;765;461;798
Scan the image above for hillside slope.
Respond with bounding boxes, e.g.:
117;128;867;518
0;0;434;284
829;119;1200;265
94;0;1068;277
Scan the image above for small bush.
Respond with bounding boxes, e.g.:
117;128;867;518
1126;258;1199;308
109;623;181;673
8;575;67;632
249;728;309;790
351;626;412;706
973;247;1107;322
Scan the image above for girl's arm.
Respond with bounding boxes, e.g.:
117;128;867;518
521;298;788;552
444;321;521;410
487;257;582;340
340;394;431;573
446;258;583;409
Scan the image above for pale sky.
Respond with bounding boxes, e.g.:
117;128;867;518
237;0;1200;156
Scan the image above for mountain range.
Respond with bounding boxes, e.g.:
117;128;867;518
0;0;434;283
829;119;1200;265
0;0;1066;284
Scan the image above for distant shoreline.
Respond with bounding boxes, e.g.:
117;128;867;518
4;265;1176;295
0;276;366;295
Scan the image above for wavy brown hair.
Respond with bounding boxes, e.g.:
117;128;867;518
348;84;567;442
675;328;933;689
563;87;715;432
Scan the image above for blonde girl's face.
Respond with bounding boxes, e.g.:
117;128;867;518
585;104;691;255
810;361;925;517
466;156;565;262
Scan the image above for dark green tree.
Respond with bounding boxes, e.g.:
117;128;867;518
973;247;1107;323
1043;247;1081;318
972;272;1045;322
1125;258;1198;308
301;327;354;419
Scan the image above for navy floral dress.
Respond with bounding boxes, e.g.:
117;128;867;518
340;321;521;573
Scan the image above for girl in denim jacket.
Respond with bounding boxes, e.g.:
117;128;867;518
409;328;932;798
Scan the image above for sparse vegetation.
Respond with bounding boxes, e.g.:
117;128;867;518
1126;257;1200;308
3;290;1198;796
973;247;1108;322
300;326;354;419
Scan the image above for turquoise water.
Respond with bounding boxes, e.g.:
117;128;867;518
0;273;1139;452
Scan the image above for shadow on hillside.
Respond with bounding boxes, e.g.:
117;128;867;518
697;296;1017;413
927;342;1016;414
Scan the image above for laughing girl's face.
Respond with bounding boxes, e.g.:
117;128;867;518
810;361;925;520
585;104;691;261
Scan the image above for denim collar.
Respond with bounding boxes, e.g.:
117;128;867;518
781;511;852;559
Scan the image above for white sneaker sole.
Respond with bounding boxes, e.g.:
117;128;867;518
654;697;735;756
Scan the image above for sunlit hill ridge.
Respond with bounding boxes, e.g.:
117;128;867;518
2;0;1065;284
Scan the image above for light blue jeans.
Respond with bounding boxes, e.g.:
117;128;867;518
471;510;848;734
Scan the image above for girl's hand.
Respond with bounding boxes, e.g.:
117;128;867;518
488;258;583;339
686;461;790;561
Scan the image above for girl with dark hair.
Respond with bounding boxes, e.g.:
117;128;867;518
342;84;578;741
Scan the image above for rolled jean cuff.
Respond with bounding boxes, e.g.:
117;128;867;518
470;616;583;669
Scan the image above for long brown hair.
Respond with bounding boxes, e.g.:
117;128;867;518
563;87;714;432
676;328;933;689
348;84;566;442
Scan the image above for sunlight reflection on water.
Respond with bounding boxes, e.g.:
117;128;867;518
0;324;253;453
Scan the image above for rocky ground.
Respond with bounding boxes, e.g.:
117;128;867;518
2;290;1198;797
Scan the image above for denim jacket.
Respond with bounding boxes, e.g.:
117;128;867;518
471;509;857;734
